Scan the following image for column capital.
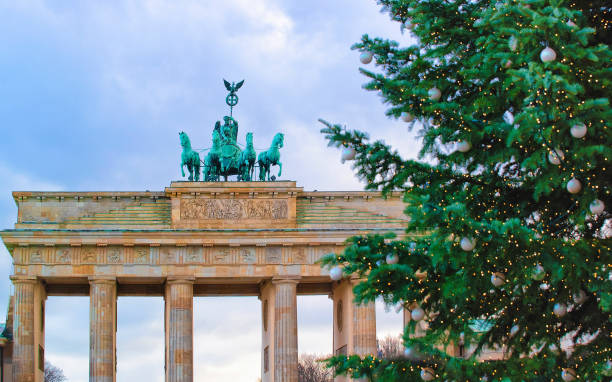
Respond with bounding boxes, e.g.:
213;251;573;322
166;276;195;285
271;276;301;285
10;275;38;284
88;276;116;285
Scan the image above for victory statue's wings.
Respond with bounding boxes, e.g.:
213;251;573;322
223;79;245;93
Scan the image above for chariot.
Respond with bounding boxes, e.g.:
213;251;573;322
179;79;284;182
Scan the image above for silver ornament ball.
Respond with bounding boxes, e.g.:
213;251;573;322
570;123;587;138
540;47;557;63
340;147;356;163
456;140;472;153
566;178;582;194
428;87;441;101
401;112;415;122
386;253;399;265
329;266;343;281
420;367;435;381
360;51;373;64
532;264;546;281
491;272;506;287
460;237;476;251
589;199;605;215
411;307;425;321
553;303;567;317
548;148;564;165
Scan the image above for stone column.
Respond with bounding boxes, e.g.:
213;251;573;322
350;279;376;356
11;276;37;382
272;277;299;382
165;277;194;382
89;277;117;382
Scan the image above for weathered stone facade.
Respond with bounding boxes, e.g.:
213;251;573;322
0;181;408;381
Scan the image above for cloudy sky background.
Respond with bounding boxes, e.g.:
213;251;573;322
0;1;420;380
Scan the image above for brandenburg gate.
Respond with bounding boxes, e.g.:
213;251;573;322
0;181;406;381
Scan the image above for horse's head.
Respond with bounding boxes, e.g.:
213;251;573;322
273;132;284;148
246;132;253;145
179;131;189;147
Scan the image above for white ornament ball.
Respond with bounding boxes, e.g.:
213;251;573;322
561;368;576;381
548;148;565;165
566;178;582;194
532;264;546;281
329;266;343;281
420;367;435;381
401;112;415;122
460;237;476;251
340;147;357;163
573;290;588;305
428;87;441;101
360;51;373;64
570;123;587;138
411;306;425;321
504;59;512;68
510;325;519;337
456;141;472;153
553;303;567;317
540;283;550;290
589;199;605;215
503;110;515;125
386;253;399;265
508;36;518;52
491;272;506;287
540;47;557;63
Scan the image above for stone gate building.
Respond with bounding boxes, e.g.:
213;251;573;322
0;181;408;382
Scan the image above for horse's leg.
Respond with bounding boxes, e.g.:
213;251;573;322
195;160;200;182
181;162;185;177
278;161;282;177
187;163;193;181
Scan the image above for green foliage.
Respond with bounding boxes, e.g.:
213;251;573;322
320;0;611;380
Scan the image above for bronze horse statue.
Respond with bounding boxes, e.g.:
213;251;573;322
179;132;201;181
239;132;256;181
258;133;284;181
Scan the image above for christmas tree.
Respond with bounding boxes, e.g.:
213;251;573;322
319;0;611;380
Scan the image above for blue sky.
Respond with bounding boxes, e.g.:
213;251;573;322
0;1;420;381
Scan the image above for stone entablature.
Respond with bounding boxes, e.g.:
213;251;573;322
10;181;407;230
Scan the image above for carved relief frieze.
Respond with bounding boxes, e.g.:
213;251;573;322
133;247;150;264
160;247;179;264
184;247;203;264
238;247;256;264
265;247;282;264
180;198;288;220
81;247;98;264
16;244;327;266
290;247;308;264
55;247;72;264
107;247;123;264
29;249;44;263
212;248;232;264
